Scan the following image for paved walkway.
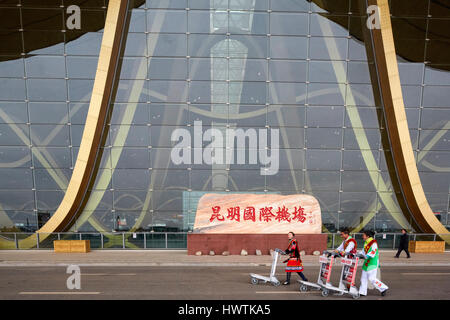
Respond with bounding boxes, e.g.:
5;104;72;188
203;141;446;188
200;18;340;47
1;250;449;267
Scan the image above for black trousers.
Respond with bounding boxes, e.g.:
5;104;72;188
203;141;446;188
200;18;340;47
286;271;307;282
395;245;410;258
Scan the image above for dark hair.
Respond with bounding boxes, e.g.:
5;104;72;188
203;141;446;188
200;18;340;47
401;228;407;233
363;230;375;238
340;228;350;235
288;231;295;236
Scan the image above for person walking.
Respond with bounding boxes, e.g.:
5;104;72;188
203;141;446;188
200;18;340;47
395;229;411;258
282;232;308;285
358;230;389;297
334;228;357;256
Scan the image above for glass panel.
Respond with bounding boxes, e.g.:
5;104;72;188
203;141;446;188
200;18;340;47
111;147;150;169
0;79;26;100
0;168;33;188
344;128;381;150
29;102;68;124
0;124;29;146
32;147;71;168
38;233;59;249
167;233;187;249
267;105;305;127
27;79;67;101
306;128;342;149
110;103;149;125
0;57;24;77
145;233;165;248
0;190;34;210
0;146;31;168
307;106;344;128
269;60;307;82
340;192;377;213
113;169;150;190
310;14;348;37
308;83;345;105
347;61;371;84
420;109;450;129
0;102;28;124
341;171;378;192
423;85;450;107
25;55;65;78
305;171;340;191
148;0;187;9
310;37;348;60
270;13;308;36
81;233;102;249
148;58;187;80
126;233;145;249
269;82;306;104
150;34;187;57
309;60;344;83
30;125;70;146
271;0;309;12
103;233;125;249
270;36;307;59
398;63;423;85
306;149;341;170
147;10;187;33
343;149;378;171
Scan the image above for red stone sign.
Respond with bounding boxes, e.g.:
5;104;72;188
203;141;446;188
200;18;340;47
193;194;322;234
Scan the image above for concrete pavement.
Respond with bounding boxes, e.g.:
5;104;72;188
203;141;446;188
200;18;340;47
1;265;449;300
1;250;450;300
1;249;449;267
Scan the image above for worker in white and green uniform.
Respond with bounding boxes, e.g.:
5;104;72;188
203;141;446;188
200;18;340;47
358;230;388;296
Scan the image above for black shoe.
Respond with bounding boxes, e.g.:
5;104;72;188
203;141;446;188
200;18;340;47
407;256;411;259
381;289;388;296
283;281;290;285
394;256;399;258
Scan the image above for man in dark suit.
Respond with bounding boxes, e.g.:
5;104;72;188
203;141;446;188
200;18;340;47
395;229;411;258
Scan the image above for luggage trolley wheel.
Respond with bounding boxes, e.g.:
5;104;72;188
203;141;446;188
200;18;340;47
272;280;281;287
251;277;259;285
321;289;329;297
352;292;360;300
299;284;308;292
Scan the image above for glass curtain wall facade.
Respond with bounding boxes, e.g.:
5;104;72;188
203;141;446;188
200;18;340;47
0;0;107;232
69;0;415;234
0;0;449;241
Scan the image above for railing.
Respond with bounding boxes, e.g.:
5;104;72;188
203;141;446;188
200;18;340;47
0;232;449;250
0;232;189;250
327;233;450;250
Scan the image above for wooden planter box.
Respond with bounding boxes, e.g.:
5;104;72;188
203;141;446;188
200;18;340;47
54;240;90;253
409;241;445;253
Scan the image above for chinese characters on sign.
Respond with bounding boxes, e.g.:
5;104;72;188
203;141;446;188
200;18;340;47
209;205;308;224
193;194;321;234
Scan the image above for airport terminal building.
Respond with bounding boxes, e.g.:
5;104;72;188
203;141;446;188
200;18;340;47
0;0;449;249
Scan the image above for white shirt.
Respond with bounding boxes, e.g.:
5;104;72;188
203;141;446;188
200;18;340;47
336;237;355;253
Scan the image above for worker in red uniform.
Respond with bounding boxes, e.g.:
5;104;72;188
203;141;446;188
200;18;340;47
335;228;357;256
282;232;308;285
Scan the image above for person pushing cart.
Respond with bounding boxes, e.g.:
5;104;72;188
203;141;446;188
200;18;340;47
334;228;357;256
282;232;308;285
358;230;389;297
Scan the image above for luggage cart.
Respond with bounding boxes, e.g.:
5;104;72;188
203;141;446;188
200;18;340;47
249;248;282;286
319;253;364;299
298;250;339;293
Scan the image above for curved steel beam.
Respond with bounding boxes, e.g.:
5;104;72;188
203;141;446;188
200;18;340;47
368;0;449;238
36;0;129;234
